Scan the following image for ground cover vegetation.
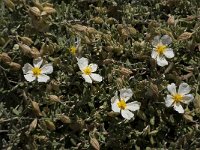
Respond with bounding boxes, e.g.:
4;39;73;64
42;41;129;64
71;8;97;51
0;0;200;149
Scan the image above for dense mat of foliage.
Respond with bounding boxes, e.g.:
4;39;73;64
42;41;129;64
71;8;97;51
0;0;200;149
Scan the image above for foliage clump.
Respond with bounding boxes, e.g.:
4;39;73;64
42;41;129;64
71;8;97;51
0;0;200;149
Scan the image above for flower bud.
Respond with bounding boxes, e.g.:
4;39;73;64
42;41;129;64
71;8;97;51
20;36;33;46
119;67;133;76
178;32;193;41
95;7;107;14
49;95;60;102
59;115;71;124
91;17;104;24
116;77;124;88
31;101;42;116
18;43;32;56
4;0;15;12
90;137;100;150
42;2;54;7
106;17;118;25
29;7;41;17
0;37;6;46
167;15;175;25
31;47;40;58
29;118;38;132
42;6;56;14
69;118;84;132
33;1;43;11
45;120;56;131
34;135;48;142
9;62;21;71
186;15;196;21
103;59;115;64
0;52;12;64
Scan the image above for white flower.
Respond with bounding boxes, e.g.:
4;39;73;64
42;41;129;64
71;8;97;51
111;88;141;120
77;57;103;83
69;37;81;55
151;35;174;67
22;57;53;83
165;83;194;113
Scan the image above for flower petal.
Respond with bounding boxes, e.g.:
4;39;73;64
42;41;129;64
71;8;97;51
161;35;172;45
119;88;133;102
22;63;33;74
156;56;168;66
121;109;134;120
167;83;177;95
163;48;174;58
37;74;50;82
165;95;174;107
126;101;141;112
77;57;89;71
89;63;98;72
24;73;36;82
33;57;43;68
152;35;160;46
173;103;184;113
82;74;92;83
178;83;191;95
111;94;120;113
111;91;118;103
151;50;158;59
182;94;194;104
41;63;53;74
90;73;102;82
75;37;81;45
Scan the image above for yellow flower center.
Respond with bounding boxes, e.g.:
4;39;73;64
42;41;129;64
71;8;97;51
117;99;127;110
83;66;92;75
70;46;76;55
32;67;41;77
156;44;167;55
173;94;183;103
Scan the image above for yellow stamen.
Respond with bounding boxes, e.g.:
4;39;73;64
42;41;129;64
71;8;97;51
70;46;76;55
173;94;183;103
156;44;167;55
83;66;92;75
117;99;127;110
32;67;41;77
